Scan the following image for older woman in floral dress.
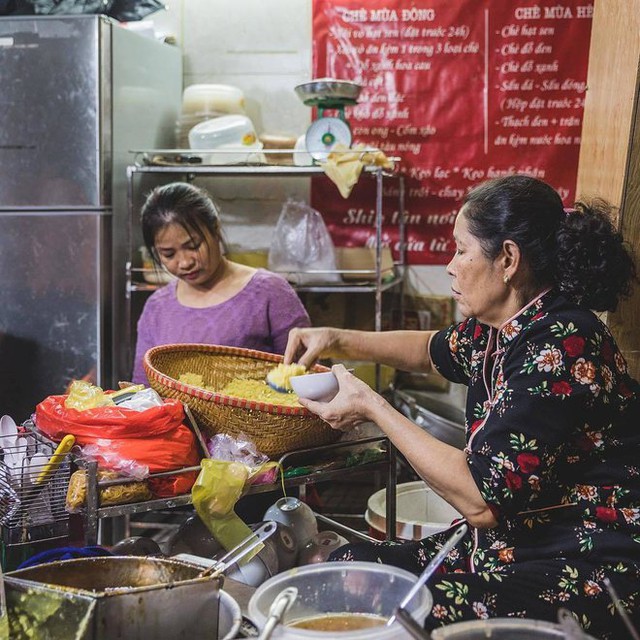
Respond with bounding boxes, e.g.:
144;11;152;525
284;175;640;638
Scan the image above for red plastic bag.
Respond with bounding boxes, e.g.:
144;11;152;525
35;395;200;496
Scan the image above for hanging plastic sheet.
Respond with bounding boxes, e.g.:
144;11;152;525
1;0;164;20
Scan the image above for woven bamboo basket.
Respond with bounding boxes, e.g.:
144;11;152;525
144;344;341;458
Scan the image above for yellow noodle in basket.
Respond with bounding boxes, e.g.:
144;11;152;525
179;373;301;407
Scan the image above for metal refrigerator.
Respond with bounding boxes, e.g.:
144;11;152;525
0;15;182;421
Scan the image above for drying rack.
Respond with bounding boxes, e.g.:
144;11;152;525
0;428;71;548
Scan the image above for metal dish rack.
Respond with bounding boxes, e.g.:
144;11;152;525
0;429;71;546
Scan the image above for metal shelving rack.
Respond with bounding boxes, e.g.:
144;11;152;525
107;152;407;547
125;153;407;381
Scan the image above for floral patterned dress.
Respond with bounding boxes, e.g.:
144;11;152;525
331;290;640;638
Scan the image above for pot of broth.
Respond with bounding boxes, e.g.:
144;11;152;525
288;613;387;631
4;555;241;639
248;561;432;639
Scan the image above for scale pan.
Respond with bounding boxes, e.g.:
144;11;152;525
295;78;362;105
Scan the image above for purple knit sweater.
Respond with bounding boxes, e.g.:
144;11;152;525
132;269;310;384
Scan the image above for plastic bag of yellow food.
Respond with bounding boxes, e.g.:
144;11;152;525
65;380;115;410
66;469;153;512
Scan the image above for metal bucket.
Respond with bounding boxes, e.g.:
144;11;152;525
5;555;241;639
365;481;461;541
393;389;465;449
431;618;598;639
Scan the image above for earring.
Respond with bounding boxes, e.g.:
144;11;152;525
503;274;510;285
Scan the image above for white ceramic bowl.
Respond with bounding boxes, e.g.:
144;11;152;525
188;114;258;150
263;497;318;549
199;142;265;165
289;372;339;402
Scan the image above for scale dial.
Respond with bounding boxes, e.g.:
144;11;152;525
305;117;352;161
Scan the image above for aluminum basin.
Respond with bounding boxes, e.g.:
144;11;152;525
5;555;239;640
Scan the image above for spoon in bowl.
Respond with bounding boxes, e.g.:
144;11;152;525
256;587;299;640
387;523;468;627
603;577;640;640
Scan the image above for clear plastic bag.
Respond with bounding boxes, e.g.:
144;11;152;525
268;199;341;284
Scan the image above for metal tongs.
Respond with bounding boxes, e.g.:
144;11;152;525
198;520;277;579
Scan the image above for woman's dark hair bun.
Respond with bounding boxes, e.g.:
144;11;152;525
556;199;637;311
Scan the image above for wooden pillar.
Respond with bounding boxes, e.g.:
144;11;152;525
575;0;640;379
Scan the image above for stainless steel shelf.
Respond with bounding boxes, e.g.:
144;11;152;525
82;435;396;546
127;272;404;294
129;149;401;178
125;158;407;385
292;274;404;293
119;158;406;546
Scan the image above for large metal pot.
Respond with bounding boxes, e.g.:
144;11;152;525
5;555;241;640
393;389;465;449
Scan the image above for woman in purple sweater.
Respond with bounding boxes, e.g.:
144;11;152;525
132;182;310;384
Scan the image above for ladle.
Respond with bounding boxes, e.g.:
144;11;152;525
198;520;277;578
603;577;640;640
394;606;433;639
256;586;298;640
387;523;468;627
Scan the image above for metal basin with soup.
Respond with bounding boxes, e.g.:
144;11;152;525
4;555;242;640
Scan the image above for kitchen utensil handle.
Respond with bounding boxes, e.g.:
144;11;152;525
35;434;75;485
603;578;640;640
257;587;299;640
394;607;433;639
387;522;468;626
200;520;277;578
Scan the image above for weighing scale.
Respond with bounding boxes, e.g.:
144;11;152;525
294;78;362;161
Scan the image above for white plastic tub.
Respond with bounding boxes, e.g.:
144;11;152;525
182;84;245;115
365;481;461;541
248;561;432;639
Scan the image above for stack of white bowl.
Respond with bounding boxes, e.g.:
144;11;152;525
188;114;265;165
175;84;246;148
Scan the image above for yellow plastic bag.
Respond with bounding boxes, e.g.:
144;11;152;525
192;459;256;558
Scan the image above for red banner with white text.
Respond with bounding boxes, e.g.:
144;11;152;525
311;0;593;264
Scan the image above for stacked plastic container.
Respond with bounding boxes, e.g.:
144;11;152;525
175;84;246;148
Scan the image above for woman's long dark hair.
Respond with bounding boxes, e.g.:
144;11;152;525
140;182;222;264
462;175;636;311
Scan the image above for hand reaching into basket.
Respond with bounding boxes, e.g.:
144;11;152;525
283;327;343;369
